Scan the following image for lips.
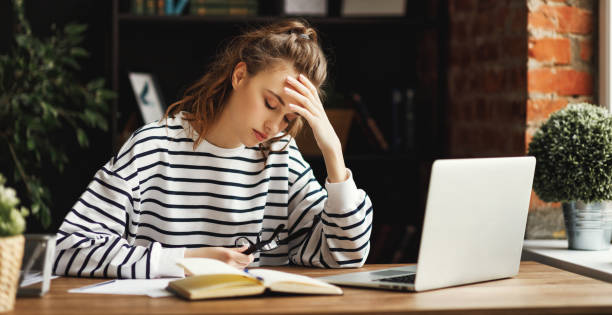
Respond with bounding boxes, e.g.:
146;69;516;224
253;129;268;142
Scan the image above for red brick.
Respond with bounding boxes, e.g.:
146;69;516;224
528;11;556;30
529;5;593;34
580;38;593;61
527;68;593;95
526;99;568;122
529;190;561;211
528;38;571;64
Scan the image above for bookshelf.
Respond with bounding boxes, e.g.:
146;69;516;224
110;0;448;263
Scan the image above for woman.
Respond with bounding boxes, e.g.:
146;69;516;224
54;19;373;279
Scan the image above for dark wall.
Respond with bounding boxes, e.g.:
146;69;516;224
2;0;114;233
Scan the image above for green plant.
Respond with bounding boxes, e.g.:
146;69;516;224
0;173;28;236
528;103;612;203
0;0;116;228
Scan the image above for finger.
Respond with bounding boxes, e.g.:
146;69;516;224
284;87;320;116
298;74;319;100
289;103;315;123
286;76;315;104
232;244;250;253
232;251;253;266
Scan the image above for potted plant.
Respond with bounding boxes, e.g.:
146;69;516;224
0;173;28;312
527;103;612;250
0;0;115;228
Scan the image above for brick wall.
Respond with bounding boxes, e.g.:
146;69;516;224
447;0;528;158
447;0;597;237
526;0;596;214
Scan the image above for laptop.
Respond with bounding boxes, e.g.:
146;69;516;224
318;156;536;292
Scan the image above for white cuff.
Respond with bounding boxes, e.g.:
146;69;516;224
157;247;186;278
324;168;359;213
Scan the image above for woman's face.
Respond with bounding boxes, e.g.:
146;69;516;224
223;61;300;147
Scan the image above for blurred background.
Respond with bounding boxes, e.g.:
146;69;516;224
0;0;598;263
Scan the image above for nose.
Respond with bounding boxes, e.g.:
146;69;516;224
264;115;284;136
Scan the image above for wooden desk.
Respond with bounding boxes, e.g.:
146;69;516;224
8;261;612;315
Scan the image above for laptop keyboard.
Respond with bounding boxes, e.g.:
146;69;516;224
377;273;416;284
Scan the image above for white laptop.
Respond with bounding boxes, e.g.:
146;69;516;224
319;156;536;292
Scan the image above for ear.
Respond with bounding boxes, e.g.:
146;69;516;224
232;62;248;89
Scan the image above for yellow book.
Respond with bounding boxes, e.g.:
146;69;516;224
166;258;343;300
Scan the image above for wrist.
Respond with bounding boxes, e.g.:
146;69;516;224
322;146;347;183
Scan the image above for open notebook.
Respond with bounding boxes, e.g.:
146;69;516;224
166;258;342;300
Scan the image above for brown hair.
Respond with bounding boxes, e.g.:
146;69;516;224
164;19;328;151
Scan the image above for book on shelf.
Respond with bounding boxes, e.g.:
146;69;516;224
145;0;157;15
166;258;343;300
189;0;257;16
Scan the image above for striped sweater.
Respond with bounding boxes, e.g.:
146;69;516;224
54;113;373;278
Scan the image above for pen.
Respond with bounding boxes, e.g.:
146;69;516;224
243;268;263;281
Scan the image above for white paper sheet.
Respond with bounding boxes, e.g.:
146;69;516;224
20;271;60;288
68;278;179;298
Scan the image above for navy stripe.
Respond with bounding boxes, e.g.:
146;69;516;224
133;159;287;176
139;173;286;188
103;244;130;277
91;237;121;277
288;178;318;205
117;246;136;279
263;215;288;221
116;147;279;173
133;124;183;138
146;245;152;279
320;251;330;268
133;235;235;248
289;195;325;234
86;188;126;212
53;250;65;275
324;198;367;218
139;210;264;225
117;135;194;162
337;258;364;265
77;197;125;226
92;177;133;206
289;156;306;169
68;208;121;236
309;231;323;266
321;206;373;230
325;222;373;241
329;239;370;252
138;222;261;237
69;237;94;249
141;186;269;201
63;219;113;238
140;198;266;212
64;248;82;276
77;238;108;276
293;167;312;184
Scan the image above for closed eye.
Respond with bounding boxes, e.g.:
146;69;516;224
265;99;275;110
265;98;293;124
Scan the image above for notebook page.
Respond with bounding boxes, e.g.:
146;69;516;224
248;269;339;290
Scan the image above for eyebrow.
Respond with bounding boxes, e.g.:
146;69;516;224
265;89;286;106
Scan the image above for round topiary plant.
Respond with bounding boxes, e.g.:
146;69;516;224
528;103;612;203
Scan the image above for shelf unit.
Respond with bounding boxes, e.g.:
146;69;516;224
110;0;448;263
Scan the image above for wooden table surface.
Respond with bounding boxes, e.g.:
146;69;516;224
8;261;612;315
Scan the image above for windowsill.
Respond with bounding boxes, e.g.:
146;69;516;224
522;239;612;283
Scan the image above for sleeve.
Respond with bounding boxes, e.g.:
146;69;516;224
286;141;373;268
53;136;185;279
